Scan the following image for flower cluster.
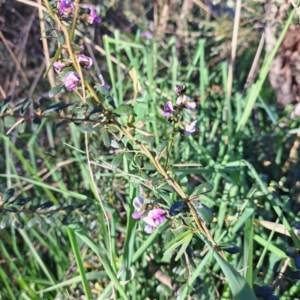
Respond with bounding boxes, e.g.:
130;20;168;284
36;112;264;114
132;196;166;234
58;0;74;16
53;45;94;91
58;1;101;24
162;84;197;136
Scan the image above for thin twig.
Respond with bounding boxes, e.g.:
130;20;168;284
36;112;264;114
227;0;242;99
244;33;265;90
272;257;291;289
0;31;30;86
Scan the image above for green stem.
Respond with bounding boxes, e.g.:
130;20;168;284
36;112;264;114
66;227;92;300
69;0;80;41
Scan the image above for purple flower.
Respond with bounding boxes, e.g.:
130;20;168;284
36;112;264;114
53;61;65;70
162;101;174;116
132;196;146;219
141;31;153;40
184;120;197;136
177;95;196;109
77;54;93;69
175;85;182;95
64;71;80;91
89;7;102;24
143;208;166;234
104;83;111;90
58;0;75;15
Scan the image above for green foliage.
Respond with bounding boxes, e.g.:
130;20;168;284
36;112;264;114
1;1;300;299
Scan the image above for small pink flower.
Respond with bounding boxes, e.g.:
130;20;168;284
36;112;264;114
162;101;174;116
89;7;102;24
177;95;196;109
58;0;75;15
141;31;153;39
53;61;65;70
77;54;93;69
132;196;146;219
143;208;166;234
64;71;80;91
184;120;197;136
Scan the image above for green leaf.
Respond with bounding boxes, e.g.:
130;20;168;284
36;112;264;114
191;202;213;224
0;213;10;229
49;84;64;97
110;140;123;149
57;32;65;44
111;153;124;170
212;249;256;300
3;188;14;203
156;140;168;155
43;101;66;114
0;96;12;113
192;182;213;195
17;120;26;133
75;122;93;133
20;98;31;114
113;105;133;116
136;135;155;144
164;229;192;254
67;223;128;300
44;46;62;77
10;214;24;228
101;130;111;148
4;116;15;128
55;120;70;128
175;231;193;261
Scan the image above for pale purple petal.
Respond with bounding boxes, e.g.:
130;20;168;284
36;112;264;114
64;71;80;91
104;83;110;90
162;101;174;116
145;224;154;234
141;31;153;40
132;211;146;219
53;61;65;70
152;208;166;217
133;196;145;210
58;0;75;15
156;215;166;224
175;85;182;95
89;7;102;24
143;216;157;227
77;54;93;69
176;96;183;105
184;120;197;136
185;101;196;109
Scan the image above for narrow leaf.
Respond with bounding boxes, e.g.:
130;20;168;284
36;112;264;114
67;223;128;300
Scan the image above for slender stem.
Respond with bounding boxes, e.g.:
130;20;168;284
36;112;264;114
69;0;80;41
164;113;180;170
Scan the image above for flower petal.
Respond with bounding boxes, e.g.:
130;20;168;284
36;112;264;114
185;101;196;109
143;216;157;227
133;196;145;210
144;224;154;234
132;211;146;219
